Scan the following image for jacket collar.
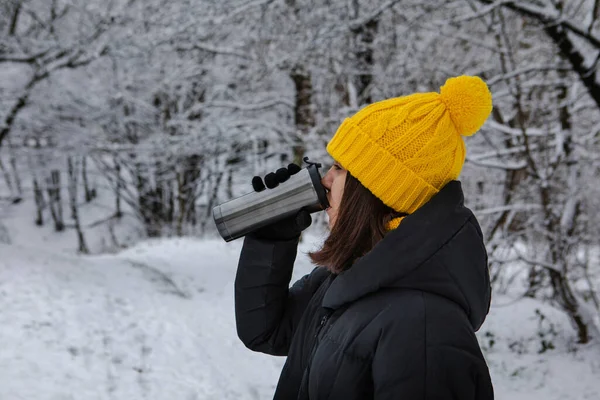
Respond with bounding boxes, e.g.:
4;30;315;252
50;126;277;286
322;181;475;310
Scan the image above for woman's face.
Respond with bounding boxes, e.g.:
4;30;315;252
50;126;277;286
321;161;347;229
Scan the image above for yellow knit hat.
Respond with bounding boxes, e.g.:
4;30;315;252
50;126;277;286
326;75;492;230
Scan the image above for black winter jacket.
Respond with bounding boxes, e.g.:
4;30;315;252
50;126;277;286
234;181;494;399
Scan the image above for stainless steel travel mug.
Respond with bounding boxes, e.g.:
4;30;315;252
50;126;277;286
213;161;329;242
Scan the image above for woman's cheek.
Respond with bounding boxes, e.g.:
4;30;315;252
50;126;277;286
333;187;343;208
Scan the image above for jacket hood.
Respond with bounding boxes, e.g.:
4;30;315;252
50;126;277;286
321;181;491;331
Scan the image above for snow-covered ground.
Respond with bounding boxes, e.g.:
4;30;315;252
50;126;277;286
1;187;600;399
1;234;599;399
0;237;289;400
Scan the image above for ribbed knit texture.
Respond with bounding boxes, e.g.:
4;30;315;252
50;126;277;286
327;75;493;230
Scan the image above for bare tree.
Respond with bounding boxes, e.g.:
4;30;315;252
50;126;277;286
457;1;600;343
0;1;110;149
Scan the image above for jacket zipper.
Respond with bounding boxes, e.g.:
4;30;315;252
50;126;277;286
315;314;329;338
308;313;331;370
297;273;337;398
297;312;331;399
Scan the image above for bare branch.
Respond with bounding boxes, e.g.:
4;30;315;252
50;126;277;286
476;204;543;215
0;49;52;64
0;74;42;148
8;0;22;36
198;98;295;113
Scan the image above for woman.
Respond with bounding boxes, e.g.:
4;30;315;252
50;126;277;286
234;75;494;399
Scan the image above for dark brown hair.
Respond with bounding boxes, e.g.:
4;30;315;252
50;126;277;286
308;171;405;274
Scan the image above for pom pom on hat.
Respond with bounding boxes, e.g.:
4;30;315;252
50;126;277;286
440;75;492;137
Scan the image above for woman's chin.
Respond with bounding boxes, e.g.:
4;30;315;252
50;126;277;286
325;210;333;230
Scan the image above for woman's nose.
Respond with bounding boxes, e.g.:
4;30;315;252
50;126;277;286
321;172;331;191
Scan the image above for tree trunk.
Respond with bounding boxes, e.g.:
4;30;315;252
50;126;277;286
0;156;14;197
32;174;45;226
0;74;44;148
114;157;123;218
203;169;224;234
176;155;201;235
551;74;588;343
166;179;174;226
226;168;233;200
487;107;529;240
539;150;588;343
549;268;589;343
350;0;378;105
46;169;64;232
351;20;378;105
176;169;185;237
185;156;201;227
485;9;531;286
135;163;151;236
151;161;166;233
9;150;22;202
486;10;530;241
290;65;315;165
82;156;95;202
67;157;89;254
135;163;160;238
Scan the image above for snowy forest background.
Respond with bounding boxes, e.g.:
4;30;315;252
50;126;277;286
1;0;600;398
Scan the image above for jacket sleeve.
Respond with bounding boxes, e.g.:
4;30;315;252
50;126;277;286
234;235;329;356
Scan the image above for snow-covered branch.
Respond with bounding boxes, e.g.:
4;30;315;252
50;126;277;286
348;0;404;31
514;251;562;274
486;121;549;137
465;156;528;170
450;0;514;22
213;0;277;24
475;203;542;215
487;65;573;86
174;43;253;60
201;98;295;112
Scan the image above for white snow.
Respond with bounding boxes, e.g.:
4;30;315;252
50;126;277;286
0;232;599;399
0;237;291;399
